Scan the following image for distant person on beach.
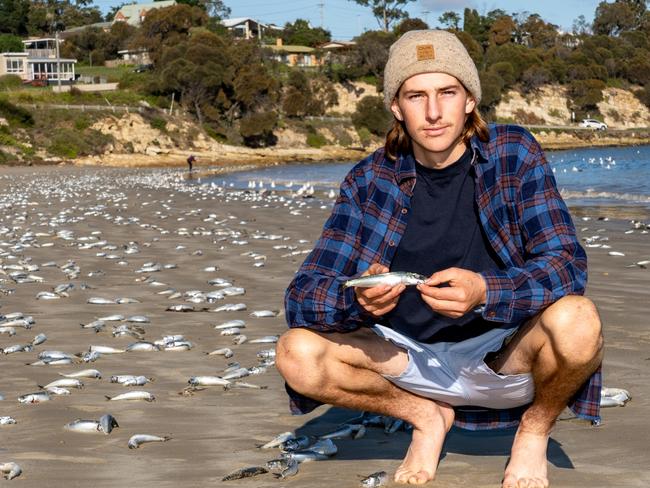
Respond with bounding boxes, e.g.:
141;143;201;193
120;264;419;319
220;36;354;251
187;154;196;172
278;30;603;488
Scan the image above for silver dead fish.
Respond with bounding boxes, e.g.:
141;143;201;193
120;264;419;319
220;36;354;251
360;471;388;488
127;434;171;449
105;391;155;402
343;272;427;289
0;462;22;480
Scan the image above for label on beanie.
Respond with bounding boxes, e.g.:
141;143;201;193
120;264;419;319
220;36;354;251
416;44;435;61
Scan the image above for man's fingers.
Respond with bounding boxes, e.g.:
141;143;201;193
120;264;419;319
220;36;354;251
417;284;465;302
362;263;389;276
426;267;460;286
420;295;466;317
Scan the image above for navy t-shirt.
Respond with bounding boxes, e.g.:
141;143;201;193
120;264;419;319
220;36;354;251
385;147;503;343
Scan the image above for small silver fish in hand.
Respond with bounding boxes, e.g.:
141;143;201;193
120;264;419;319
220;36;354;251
343;272;427;289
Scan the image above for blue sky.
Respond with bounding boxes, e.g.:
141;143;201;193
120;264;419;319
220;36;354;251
94;0;605;40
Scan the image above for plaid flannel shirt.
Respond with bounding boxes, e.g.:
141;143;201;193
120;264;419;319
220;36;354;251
284;124;602;430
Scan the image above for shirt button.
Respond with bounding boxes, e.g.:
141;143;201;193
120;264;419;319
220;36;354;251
488;311;496;318
389;240;395;247
401;208;408;214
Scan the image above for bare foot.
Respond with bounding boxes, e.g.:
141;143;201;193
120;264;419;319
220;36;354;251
503;430;549;488
394;404;453;485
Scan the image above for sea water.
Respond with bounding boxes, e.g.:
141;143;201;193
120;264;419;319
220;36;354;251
199;144;650;210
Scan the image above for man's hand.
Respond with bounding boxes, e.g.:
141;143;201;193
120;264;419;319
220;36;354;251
354;264;405;317
417;267;487;318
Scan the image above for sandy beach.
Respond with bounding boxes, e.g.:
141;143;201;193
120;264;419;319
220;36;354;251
1;164;649;487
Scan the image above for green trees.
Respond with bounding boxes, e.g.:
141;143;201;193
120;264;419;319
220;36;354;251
0;34;24;52
281;19;330;47
350;0;415;32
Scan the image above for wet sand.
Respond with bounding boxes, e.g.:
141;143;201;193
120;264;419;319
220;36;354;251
1;164;649;487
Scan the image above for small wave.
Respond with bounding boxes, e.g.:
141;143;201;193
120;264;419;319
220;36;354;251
560;189;650;203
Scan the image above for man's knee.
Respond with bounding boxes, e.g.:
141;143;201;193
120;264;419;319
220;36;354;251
541;295;603;365
276;328;328;390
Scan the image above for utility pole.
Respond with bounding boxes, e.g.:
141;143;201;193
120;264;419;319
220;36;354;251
55;30;62;92
317;1;324;28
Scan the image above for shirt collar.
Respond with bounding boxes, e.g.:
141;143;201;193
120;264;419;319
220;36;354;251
393;151;417;185
470;134;489;163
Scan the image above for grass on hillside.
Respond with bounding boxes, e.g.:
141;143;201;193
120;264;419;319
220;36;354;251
75;65;135;83
3;86;162;108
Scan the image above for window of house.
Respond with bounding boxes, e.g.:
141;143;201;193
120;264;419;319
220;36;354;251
6;59;24;73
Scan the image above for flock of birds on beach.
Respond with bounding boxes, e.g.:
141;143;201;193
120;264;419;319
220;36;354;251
0;166;644;484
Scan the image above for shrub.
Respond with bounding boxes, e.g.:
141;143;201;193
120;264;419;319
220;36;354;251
513;109;545;125
239;111;278;147
356;126;372;147
149;116;167;132
306;131;327;148
351;95;391;136
0;75;23;91
0;98;34;126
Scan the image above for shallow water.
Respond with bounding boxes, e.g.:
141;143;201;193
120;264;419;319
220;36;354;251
198;144;650;211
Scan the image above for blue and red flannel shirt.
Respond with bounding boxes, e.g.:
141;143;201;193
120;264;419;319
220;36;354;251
284;123;602;430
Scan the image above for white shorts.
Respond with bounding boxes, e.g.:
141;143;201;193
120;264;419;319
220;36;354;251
373;324;535;410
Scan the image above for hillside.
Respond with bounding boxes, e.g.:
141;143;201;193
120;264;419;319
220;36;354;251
1;82;649;167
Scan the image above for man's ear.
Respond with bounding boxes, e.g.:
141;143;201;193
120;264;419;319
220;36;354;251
390;98;403;121
465;95;476;114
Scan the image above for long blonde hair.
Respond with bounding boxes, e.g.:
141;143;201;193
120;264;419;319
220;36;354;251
384;100;489;162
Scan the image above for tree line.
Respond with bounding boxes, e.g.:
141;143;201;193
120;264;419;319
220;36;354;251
2;0;650;147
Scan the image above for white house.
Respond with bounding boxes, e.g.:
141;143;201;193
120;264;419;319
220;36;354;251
0;38;76;84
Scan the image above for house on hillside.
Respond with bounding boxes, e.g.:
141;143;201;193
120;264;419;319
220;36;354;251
0;38;77;84
266;38;322;67
221;17;269;40
112;0;176;27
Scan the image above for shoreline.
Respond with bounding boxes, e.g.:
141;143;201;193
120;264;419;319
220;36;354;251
6;131;650;169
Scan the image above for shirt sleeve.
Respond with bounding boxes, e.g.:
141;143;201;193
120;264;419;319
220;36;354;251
479;140;587;323
284;172;374;332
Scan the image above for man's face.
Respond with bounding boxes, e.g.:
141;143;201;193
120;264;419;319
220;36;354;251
390;72;476;168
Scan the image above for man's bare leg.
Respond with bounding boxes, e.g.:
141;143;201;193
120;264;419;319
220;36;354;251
486;296;604;488
276;326;454;485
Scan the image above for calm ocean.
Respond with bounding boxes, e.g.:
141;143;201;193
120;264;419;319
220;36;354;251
199;144;650;210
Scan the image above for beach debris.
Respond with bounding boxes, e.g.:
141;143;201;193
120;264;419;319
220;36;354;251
0;462;22;480
110;375;153;386
18;391;51;404
249;309;279;318
127;434;171;449
0;416;17;425
266;458;299;478
64;414;119;434
105;391;155;402
59;369;102;379
319;423;366;440
259;431;295;449
222;466;268;481
360;470;388;487
600;387;631;407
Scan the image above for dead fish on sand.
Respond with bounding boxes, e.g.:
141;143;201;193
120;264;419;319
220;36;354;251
222;466;268;481
343;272;427;289
18;391;51;404
360;470;388;487
127;434;171;449
0;462;22;480
266;458;299;479
59;369;102;379
600;387;631;407
64;414;118;434
259;431;295;449
249;310;278;318
105;391;155;402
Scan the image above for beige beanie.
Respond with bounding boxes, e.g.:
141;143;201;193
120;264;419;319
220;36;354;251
383;29;481;110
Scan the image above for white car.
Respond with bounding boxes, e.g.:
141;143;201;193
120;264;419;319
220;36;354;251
580;119;608;130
